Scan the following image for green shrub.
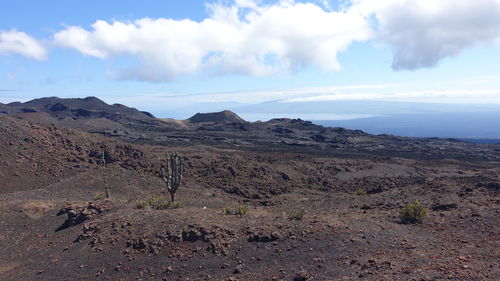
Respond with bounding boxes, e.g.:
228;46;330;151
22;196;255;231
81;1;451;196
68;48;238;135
94;192;105;201
223;207;233;215
289;207;307;220
354;189;368;196
223;206;249;216
148;195;170;210
135;200;147;209
146;194;182;210
170;201;182;209
399;200;429;224
235;205;249;216
147;194;163;205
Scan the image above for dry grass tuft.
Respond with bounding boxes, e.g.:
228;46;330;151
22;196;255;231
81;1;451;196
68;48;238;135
19;201;56;219
0;263;21;275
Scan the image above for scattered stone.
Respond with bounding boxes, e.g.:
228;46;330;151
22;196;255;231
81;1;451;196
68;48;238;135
246;227;281;242
233;264;244;274
293;269;310;281
56;201;111;231
96;268;104;277
432;203;458;211
181;224;236;255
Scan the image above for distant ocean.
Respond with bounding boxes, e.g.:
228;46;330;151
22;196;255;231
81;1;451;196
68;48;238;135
311;112;500;140
238;113;380;122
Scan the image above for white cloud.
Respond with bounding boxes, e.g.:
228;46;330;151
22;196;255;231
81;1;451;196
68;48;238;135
0;30;47;60
49;0;500;81
53;0;372;82
353;0;500;70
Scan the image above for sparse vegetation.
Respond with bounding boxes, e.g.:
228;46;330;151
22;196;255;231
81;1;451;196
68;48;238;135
147;194;168;209
94;192;105;201
134;195;182;210
148;194;182;210
288;207;307;220
354;189;368;196
223;207;232;215
135;200;147;209
223;205;249;216
235;205;249;216
172;201;182;208
20;201;56;219
399;200;429;224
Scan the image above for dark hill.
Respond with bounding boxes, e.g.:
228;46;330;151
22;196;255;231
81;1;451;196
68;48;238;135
6;96;156;121
187;110;246;123
0;102;9;115
0;97;164;137
1;97;498;161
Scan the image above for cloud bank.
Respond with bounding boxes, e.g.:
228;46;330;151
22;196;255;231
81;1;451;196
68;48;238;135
53;0;371;81
0;30;47;60
7;0;500;81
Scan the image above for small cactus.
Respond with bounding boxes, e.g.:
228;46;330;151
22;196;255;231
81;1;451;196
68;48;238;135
101;149;111;199
101;149;106;166
105;186;111;199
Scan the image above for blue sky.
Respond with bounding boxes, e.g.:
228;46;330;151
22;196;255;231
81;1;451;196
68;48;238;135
1;0;500;118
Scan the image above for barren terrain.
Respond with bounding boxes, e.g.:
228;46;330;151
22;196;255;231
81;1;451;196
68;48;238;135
0;98;499;280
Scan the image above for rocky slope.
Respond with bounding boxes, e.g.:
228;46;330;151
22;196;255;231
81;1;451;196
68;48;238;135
0;115;152;194
0;99;499;280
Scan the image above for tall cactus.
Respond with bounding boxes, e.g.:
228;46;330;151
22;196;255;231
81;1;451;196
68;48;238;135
101;149;106;166
102;149;111;199
161;152;183;202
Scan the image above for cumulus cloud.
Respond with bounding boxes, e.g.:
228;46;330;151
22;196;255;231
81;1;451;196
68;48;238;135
0;30;47;60
50;0;500;81
53;0;372;82
353;0;500;70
